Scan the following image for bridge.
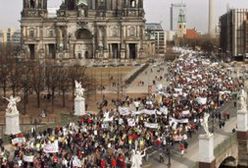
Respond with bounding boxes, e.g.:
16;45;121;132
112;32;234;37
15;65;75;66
144;102;248;168
214;133;238;168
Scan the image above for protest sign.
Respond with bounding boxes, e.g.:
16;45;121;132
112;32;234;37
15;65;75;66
23;155;34;162
119;107;130;116
43;140;59;153
12;137;26;145
144;122;158;129
128;118;136;127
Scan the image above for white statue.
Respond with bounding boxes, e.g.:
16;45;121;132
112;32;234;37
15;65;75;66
3;96;21;114
239;88;247;111
130;149;146;168
201;113;211;136
75;80;85;98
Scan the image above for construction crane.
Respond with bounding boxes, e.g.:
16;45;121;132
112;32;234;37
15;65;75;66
170;3;186;30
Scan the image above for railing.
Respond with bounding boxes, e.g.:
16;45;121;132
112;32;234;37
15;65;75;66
214;133;237;157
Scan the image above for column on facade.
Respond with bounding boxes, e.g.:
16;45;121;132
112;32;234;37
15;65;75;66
97;26;102;48
136;43;139;58
45;44;48;58
92;0;95;9
109;44;112;58
120;24;126;59
118;43;121;58
55;26;61;51
126;43;129;59
120;24;124;48
104;26;108;50
95;25;100;58
92;37;95;59
63;27;68;50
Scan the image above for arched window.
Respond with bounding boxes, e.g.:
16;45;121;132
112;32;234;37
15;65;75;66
76;29;92;39
30;0;35;8
85;51;89;59
130;0;136;8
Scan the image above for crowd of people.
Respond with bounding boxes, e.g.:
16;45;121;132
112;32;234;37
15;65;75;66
0;49;241;167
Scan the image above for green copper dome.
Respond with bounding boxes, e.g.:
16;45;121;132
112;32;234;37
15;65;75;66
178;9;186;23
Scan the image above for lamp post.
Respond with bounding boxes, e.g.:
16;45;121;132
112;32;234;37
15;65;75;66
166;136;171;167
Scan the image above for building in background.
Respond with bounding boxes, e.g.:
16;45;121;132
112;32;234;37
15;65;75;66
208;0;216;38
145;23;166;56
177;9;186;38
170;3;186;31
0;28;21;48
219;9;248;58
21;0;146;60
184;28;200;40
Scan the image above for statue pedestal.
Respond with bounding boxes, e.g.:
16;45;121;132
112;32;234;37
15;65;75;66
74;97;85;116
5;112;21;135
198;134;215;168
237;110;248;132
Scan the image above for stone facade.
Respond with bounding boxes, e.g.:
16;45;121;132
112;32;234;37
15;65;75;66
237;131;248;167
198;160;216;168
20;0;146;60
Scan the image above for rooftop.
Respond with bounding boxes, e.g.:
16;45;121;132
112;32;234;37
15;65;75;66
145;23;164;31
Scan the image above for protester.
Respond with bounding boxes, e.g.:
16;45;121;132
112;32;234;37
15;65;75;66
0;49;240;167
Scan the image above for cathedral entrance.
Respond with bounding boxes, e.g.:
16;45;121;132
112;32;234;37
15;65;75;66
29;44;35;59
129;44;137;59
112;44;119;59
75;29;93;59
48;44;56;59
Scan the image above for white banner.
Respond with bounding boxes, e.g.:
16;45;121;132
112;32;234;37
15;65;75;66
12;137;26;145
24;155;34;162
119;107;130;116
143;109;156;115
170;117;189;124
43;140;59;153
132;110;143;115
144;122;158;129
196;97;207;105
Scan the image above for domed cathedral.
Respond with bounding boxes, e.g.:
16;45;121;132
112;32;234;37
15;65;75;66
20;0;146;60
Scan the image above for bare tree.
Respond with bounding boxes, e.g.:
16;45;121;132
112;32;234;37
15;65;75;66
45;64;60;111
19;62;31;113
30;62;44;108
0;63;9;97
9;60;23;96
58;66;70;107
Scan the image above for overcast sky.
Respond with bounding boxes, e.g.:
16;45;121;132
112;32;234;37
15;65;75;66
0;0;248;33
